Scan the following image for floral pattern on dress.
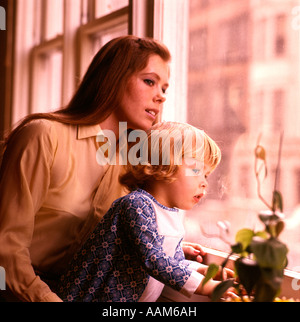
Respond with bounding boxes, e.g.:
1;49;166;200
57;189;192;302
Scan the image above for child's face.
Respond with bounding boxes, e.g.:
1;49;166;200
156;158;212;210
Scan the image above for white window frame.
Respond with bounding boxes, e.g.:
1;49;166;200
77;7;128;79
153;0;189;122
12;0;130;126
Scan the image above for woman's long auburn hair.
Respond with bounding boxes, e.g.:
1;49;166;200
3;35;171;148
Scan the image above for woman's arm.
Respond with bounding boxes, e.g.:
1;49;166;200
0;120;61;301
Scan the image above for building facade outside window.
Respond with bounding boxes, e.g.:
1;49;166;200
185;0;300;272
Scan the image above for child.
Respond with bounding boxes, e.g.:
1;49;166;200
57;121;229;302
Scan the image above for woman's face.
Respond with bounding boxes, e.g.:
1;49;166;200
117;54;170;131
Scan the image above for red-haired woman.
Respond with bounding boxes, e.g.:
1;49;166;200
0;36;205;302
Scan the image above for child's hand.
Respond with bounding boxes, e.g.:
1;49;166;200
195;263;208;275
213;267;235;280
196;265;234;280
195;279;238;299
182;241;206;263
195;279;220;297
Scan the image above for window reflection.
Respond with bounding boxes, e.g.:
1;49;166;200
185;0;300;271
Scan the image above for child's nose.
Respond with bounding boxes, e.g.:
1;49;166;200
200;180;208;189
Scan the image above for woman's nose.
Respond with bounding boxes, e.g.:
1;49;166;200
154;89;166;104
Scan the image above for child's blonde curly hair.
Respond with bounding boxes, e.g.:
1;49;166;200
119;121;221;191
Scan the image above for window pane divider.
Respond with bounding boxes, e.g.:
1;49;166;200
76;6;129;78
31;35;64;56
79;6;128;36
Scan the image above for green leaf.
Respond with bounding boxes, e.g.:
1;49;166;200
275;221;285;238
254;280;278;302
250;237;288;270
259;210;284;225
211;279;235;302
254;269;284;302
235;257;261;296
272;190;283;212
231;242;243;254
260;267;284;290
254;230;269;239
201;263;219;287
235;228;254;251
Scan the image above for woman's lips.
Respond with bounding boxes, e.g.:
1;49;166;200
145;109;158;120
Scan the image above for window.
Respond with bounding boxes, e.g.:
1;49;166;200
9;0;300;279
255;18;267;61
183;0;300;273
12;0;129;124
189;28;207;71
94;0;128;18
272;89;285;131
275;14;286;56
296;169;300;204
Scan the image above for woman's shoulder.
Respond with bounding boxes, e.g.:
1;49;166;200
17;118;60;137
6;119;65;153
22;118;71;134
19;119;78;143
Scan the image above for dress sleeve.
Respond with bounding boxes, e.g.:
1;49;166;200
0;120;62;302
122;194;204;297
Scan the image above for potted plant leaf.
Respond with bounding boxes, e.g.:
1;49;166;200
202;134;289;302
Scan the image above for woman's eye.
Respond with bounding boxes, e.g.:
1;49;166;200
144;79;155;86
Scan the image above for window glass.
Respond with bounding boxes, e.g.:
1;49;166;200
90;24;128;58
184;0;300;271
44;0;64;40
95;0;128;18
32;50;63;113
28;0;129;115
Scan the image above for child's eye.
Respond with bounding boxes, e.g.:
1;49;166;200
192;169;201;175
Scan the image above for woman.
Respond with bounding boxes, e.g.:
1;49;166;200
0;36;205;302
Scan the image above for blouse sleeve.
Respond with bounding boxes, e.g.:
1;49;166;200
0;120;62;302
122;194;204;298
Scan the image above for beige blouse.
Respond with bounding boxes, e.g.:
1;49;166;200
0;119;127;302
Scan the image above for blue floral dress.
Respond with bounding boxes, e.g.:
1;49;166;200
57;189;203;302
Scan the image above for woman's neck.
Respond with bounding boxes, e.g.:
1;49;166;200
99;113;121;139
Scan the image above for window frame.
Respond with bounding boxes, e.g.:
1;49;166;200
159;248;300;301
9;0;300;300
153;0;189;122
77;6;129;80
12;0;132;125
